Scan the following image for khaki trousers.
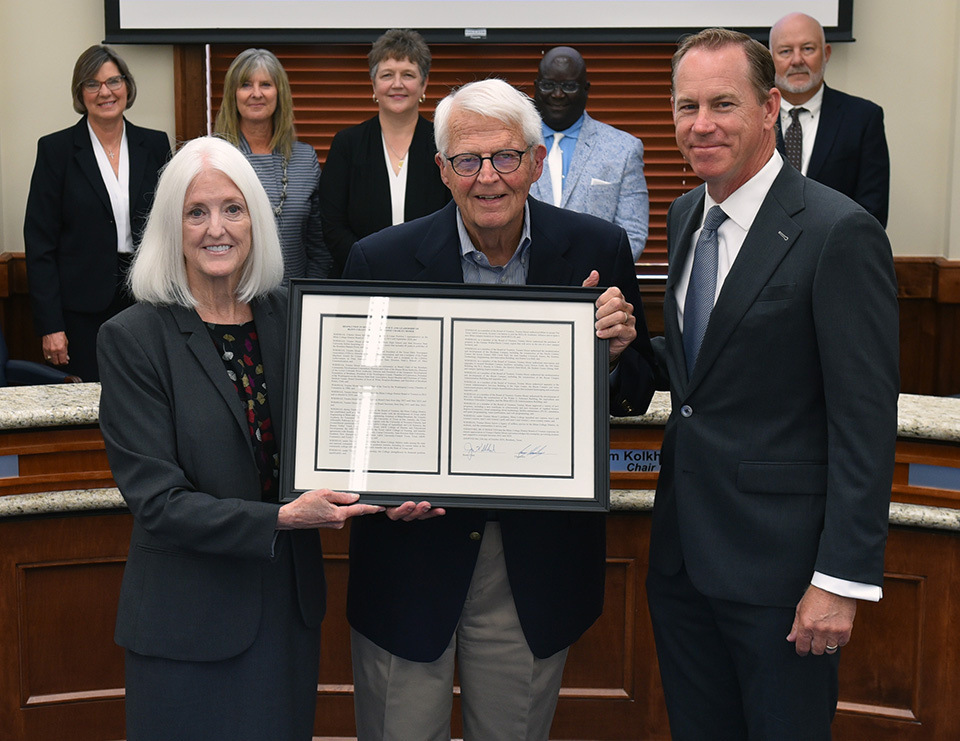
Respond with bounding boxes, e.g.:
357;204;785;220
351;522;569;740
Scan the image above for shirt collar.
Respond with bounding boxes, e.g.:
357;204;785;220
457;201;532;263
780;83;824;118
704;150;784;233
542;112;586;142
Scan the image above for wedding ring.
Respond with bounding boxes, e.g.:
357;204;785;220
825;644;839;652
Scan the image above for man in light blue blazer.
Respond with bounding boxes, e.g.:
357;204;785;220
529;46;650;259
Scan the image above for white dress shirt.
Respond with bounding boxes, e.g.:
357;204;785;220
88;120;132;253
382;135;409;227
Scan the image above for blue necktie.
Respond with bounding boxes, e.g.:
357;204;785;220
683;206;727;377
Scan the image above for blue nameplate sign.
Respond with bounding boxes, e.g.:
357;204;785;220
610;449;660;473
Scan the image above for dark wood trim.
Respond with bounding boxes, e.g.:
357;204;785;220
895;258;960;395
2;510;958;738
2;414;960;737
1;252;959;393
173;45;208;143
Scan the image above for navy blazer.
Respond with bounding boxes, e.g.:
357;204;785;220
342;198;656;661
98;294;325;662
776;84;890;227
24;117;170;336
319;115;450;276
651;163;899;608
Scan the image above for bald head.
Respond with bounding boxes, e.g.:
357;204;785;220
539;46;586;77
769;13;825;49
534;46;590;131
769;13;831;105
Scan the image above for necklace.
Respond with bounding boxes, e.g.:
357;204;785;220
384;138;409;170
273;155;288;217
100;135;121;160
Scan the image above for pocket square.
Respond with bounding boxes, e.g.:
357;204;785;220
590;178;612;186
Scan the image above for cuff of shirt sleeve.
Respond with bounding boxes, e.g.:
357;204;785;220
811;571;883;602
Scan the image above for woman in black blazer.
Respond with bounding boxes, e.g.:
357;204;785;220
24;45;170;381
97;137;382;740
320;29;450;276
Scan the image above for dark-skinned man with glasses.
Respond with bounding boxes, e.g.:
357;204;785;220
528;46;650;259
341;78;656;740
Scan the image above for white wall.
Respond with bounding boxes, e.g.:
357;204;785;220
1;0;957;258
0;0;175;255
826;0;960;258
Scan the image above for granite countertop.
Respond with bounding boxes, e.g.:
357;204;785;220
614;391;960;444
4;385;957;443
0;383;100;429
1;384;959;530
3;486;957;534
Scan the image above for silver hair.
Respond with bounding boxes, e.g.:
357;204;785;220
434;78;544;156
129;136;284;307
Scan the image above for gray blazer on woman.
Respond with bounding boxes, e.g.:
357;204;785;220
98;293;325;662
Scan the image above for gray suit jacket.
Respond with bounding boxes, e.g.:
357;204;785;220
530;113;649;259
98;294;325;661
651;162;899;607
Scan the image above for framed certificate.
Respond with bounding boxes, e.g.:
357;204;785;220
280;280;610;511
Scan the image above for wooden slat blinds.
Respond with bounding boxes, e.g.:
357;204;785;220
209;43;701;269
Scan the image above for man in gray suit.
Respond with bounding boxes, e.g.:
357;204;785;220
530;46;650;259
647;28;899;739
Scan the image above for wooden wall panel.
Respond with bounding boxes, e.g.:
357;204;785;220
833;527;960;740
836;575;923;721
0;427;114;496
314;534;364;736
1;255;44;366
0;515;131;741
3;510;959;740
18;561;127;706
895;258;960;396
199;42;689;268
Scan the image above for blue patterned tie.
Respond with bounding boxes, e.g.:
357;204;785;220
683;206;727;377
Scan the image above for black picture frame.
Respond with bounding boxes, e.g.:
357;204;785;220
280;279;610;511
104;0;855;44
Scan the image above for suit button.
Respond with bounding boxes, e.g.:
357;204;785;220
469;531;481;541
680;405;693;417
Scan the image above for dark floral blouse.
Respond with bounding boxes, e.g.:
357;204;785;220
206;321;279;502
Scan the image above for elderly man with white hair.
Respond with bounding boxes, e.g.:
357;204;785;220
342;78;656;740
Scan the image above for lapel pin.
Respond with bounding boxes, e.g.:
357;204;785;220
777;231;789;241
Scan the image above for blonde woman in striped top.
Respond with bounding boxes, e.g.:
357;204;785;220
215;48;331;281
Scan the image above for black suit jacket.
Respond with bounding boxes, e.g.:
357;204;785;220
24;117;170;336
319;115;450;276
98;294;325;662
342;198;656;661
651;163;899;608
776;84;890;226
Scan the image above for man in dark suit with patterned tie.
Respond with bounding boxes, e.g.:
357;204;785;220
648;28;900;739
770;12;890;227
